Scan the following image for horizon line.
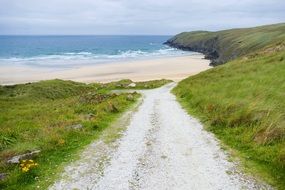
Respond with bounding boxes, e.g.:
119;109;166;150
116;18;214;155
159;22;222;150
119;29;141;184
0;34;174;36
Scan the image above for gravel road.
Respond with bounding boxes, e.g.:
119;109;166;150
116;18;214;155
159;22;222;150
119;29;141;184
50;83;272;190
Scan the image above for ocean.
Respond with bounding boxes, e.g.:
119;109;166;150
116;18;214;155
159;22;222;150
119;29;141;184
0;35;191;68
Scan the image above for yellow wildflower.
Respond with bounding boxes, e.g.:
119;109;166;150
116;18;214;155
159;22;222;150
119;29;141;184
19;159;39;173
22;167;29;172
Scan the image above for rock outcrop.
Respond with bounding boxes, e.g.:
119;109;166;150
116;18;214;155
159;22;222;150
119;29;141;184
7;150;41;164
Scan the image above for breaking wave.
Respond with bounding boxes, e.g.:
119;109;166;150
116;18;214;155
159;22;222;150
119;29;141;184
0;47;193;68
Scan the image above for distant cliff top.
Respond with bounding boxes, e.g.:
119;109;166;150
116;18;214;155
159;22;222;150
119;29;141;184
165;23;285;66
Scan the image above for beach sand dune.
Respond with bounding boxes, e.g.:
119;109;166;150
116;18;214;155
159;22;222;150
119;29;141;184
0;54;211;85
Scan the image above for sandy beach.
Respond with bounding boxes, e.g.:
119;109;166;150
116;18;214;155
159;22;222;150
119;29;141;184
0;54;211;85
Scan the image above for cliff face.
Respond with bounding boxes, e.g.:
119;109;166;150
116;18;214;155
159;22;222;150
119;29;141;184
165;23;285;66
165;33;221;65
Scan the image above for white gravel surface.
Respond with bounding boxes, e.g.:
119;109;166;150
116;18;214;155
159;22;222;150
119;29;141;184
50;83;272;190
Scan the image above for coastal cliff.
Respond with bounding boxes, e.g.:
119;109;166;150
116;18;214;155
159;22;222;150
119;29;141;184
165;23;285;66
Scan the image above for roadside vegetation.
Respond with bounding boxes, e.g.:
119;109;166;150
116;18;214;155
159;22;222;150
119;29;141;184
173;44;285;189
0;79;170;189
101;79;172;89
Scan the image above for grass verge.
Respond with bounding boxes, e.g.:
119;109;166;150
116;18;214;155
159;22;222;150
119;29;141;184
173;48;285;189
0;79;170;189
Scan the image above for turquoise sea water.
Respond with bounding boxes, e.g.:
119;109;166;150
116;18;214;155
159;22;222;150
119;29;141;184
0;35;191;68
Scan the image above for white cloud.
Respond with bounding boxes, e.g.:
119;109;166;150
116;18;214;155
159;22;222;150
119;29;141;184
0;0;284;34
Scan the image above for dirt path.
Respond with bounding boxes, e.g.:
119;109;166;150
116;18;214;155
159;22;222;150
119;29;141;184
50;83;271;190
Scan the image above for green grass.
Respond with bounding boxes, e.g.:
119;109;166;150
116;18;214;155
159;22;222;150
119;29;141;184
173;46;285;189
100;79;172;89
0;79;169;189
166;23;285;65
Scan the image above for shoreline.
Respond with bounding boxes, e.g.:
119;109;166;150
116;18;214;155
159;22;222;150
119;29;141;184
0;54;211;85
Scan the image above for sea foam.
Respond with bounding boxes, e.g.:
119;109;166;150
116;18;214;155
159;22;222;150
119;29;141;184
0;47;192;68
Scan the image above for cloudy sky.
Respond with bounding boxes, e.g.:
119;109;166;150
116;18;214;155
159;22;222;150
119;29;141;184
0;0;284;35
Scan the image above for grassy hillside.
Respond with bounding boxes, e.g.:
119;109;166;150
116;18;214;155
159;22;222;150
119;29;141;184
0;79;170;189
166;23;285;65
173;44;285;189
